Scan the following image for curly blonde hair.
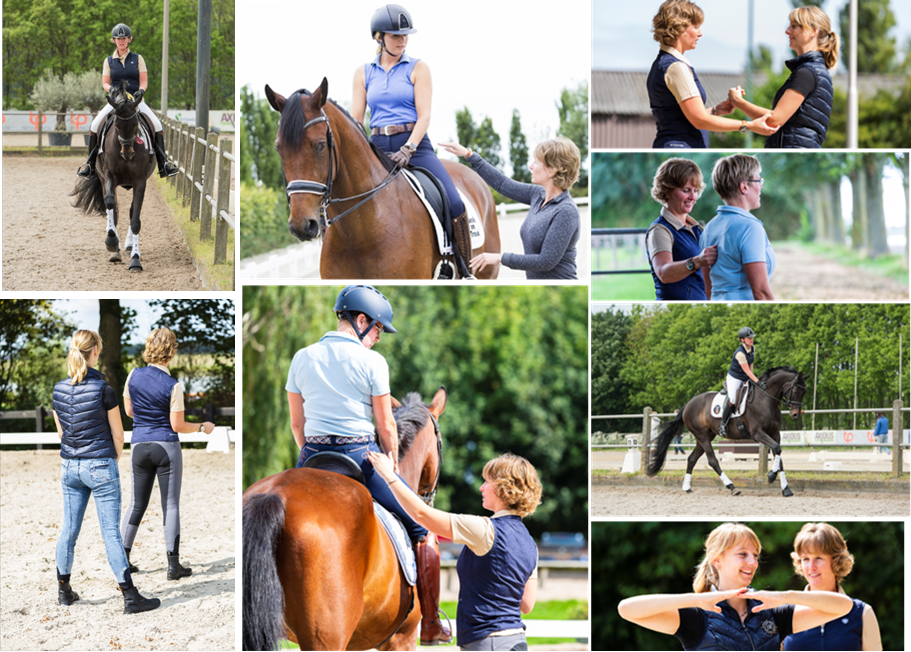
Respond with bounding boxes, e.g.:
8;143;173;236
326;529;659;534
789;6;839;69
652;0;704;47
791;523;855;585
67;330;103;385
534;138;581;191
482;453;542;517
142;327;178;365
651;158;706;204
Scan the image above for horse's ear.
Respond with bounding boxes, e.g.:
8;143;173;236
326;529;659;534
428;386;447;419
265;84;285;113
390;395;402;409
107;93;117;108
316;77;328;109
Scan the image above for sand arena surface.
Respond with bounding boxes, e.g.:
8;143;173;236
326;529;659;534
0;449;235;651
592;481;910;518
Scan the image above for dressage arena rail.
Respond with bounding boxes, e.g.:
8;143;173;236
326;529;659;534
155;111;235;279
2;110;94;152
591;402;909;478
592;227;650;275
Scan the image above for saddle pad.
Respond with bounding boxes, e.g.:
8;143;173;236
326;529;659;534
373;501;416;586
710;385;750;419
400;169;485;256
99;113;153;162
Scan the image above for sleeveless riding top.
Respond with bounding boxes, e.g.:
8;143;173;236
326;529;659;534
765;51;833;149
128;365;181;443
647;48;709;149
286;331;391;440
53;367;118;459
646;212;706;300
783;597;866;651
728;343;755;381
106;51;143;94
365;53;419;128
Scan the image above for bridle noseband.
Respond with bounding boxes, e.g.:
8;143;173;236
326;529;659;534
113;105;141;157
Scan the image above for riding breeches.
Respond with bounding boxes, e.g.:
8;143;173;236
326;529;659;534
725;375;744;404
91;99;163;133
121;440;183;554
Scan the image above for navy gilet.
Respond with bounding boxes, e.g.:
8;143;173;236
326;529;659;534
783;598;865;651
646;215;706;300
129;366;180;443
765;51;833;149
455;515;537;645
728;343;755;381
687;599;782;651
647;50;709;149
53;367;117;459
108;52;141;94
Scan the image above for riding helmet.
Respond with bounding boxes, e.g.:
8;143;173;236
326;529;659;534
111;23;132;39
335;285;397;334
370;4;417;37
738;327;755;339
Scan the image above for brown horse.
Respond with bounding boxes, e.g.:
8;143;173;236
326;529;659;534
264;78;501;279
242;388;447;651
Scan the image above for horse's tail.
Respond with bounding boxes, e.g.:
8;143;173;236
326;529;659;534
69;175;106;216
647;410;686;477
242;493;287;652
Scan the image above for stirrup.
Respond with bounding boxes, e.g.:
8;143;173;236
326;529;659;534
77;163;95;178
160;161;179;178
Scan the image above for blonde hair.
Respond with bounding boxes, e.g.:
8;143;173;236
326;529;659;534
711;154;761;203
534;138;581;191
142;327;178;365
67;330;103;385
651;158;706;204
693;523;762;593
791;523;855;585
789;6;840;69
652;0;704;47
482;453;542;517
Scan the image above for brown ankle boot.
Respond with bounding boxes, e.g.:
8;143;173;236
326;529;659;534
450;211;475;279
416;535;452;645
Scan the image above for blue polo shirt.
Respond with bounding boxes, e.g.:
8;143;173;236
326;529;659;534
285;331;391;439
365;53;419;128
700;205;776;300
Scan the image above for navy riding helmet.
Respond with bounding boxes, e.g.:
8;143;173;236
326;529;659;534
111;23;132;39
370;4;417;37
335;285;397;340
738;327;755;339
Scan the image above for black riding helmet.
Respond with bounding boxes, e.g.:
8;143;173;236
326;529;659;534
370;4;417;37
738;327;755;339
111;23;132;39
335;285;397;341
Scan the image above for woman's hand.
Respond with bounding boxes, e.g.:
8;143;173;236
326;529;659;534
698;587;749;613
437;141;470;158
699;244;718;268
714;99;735;116
470;252;501;274
367;450;397;483
201;421;216;435
748;114;780;136
728;85;746;106
391;145;414;169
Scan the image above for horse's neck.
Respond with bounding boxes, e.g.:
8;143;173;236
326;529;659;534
330;113;388;199
765;372;795;397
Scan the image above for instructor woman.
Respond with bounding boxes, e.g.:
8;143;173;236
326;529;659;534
370;450;541;651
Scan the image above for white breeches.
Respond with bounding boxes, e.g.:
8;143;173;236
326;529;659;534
725;375;744;402
91;100;162;132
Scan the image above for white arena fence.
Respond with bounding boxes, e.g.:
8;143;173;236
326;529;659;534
592;404;909;478
0;426;234;454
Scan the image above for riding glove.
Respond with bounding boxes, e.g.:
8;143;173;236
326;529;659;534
391;144;414;168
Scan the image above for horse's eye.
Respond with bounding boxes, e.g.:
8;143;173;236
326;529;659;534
316;142;326;154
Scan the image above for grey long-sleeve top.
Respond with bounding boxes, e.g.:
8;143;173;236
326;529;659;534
467;153;579;279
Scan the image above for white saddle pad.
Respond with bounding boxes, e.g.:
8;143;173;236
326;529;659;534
373;501;416;586
710;385;749;419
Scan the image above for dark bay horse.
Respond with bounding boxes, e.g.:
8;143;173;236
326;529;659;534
264;78;501;279
648;366;807;497
70;80;155;271
242;388;447;651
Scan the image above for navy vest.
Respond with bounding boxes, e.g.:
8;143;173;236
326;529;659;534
647;50;709;149
455;515;537;645
765;51;833;149
646;215;707;300
686;600;783;651
108;52;141;94
53;367;117;459
728;344;755;381
783;598;865;651
128;366;180;443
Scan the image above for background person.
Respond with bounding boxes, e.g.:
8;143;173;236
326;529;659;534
872;412;890;455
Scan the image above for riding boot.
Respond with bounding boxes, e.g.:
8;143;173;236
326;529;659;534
416;536;452;645
167;553;192;580
719;400;734;437
154;132;178;178
58;580;80;606
125;547;139;573
119;586;161;614
77;133;99;178
450;211;476;280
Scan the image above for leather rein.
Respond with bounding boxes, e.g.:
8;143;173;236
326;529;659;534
751;374;806;411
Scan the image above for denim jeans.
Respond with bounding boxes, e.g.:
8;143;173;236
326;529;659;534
56;457;130;583
876;433;889;454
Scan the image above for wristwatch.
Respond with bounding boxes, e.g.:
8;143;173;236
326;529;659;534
685;258;696;271
405;141;417;153
739;121;749;134
198;424;205;433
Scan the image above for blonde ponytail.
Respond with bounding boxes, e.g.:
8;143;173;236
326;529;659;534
67;330;102;385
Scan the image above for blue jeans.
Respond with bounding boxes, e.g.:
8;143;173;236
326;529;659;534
56;457;130;583
297;440;428;543
876;433;889;454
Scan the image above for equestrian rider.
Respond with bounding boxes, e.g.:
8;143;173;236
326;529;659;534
352;4;474;279
286;285;451;645
719;327;765;437
77;23;178;179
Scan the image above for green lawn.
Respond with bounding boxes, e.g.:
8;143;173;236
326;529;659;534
591;272;655;301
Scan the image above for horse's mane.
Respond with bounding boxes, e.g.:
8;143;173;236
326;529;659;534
280;89;371;147
390;392;430;463
758;365;800;383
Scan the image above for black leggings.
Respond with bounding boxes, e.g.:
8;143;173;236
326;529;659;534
121;440;183;555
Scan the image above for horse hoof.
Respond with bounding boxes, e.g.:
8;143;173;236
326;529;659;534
726;484;741;496
128;255;142;272
684;489;693;493
767;471;778;484
110;250;122;263
105;231;120;252
782;487;794;497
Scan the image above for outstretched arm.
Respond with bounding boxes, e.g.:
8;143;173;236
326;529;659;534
729;86;807;128
750;589;853;633
619;588;749;635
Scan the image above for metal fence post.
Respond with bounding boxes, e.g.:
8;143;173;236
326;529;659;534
640;406;652;472
892;399;903;478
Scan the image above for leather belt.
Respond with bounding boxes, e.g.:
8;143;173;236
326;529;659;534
371;123;415;136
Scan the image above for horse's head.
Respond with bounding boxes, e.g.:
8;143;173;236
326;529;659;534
266;78;334;242
786;371;808;420
762;367;807;420
108;80;142;161
389;387;447;500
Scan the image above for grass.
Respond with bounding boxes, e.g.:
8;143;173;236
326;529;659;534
794;239;909;286
591;272;655;301
592;468;907;483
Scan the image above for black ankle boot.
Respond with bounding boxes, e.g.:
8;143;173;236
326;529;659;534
120;586;161;614
58;580;80;606
167;553;192;580
125;547;139;573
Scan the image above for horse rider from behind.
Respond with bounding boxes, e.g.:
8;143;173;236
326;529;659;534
719;327;766;437
77;23;178;180
285;285;451;645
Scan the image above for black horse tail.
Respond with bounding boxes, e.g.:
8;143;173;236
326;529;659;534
242;493;286;652
647;410;686;477
70;175;106;216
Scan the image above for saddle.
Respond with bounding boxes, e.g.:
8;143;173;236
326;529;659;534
301;452;416;586
370;144;485;274
710;383;750;420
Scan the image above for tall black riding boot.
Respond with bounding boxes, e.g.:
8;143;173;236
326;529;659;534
719;400;734;437
58;580;80;606
77;133;99;178
154;132;178;178
450;211;476;280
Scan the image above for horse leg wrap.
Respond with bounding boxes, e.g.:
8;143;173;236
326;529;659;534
106;209;116;233
105;209;120;253
682;473;692;492
779;471;788;490
771;455;782;473
719;472;732;487
129;230;140;258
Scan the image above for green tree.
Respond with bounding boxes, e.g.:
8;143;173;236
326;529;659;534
838;0;897;73
455;106;476;160
508;109;531;183
556;80;589;187
474;116;502;170
240;84;282;189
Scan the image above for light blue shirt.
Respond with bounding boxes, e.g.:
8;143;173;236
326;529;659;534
365;53;419;128
700;205;776;301
285;331;391;439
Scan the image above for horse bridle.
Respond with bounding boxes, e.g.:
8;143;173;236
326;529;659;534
282;101;403;228
419;406;443;506
113;106;141;152
753;374;807;411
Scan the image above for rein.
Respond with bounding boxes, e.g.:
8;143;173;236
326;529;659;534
751;374;806;411
420;406;443;506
